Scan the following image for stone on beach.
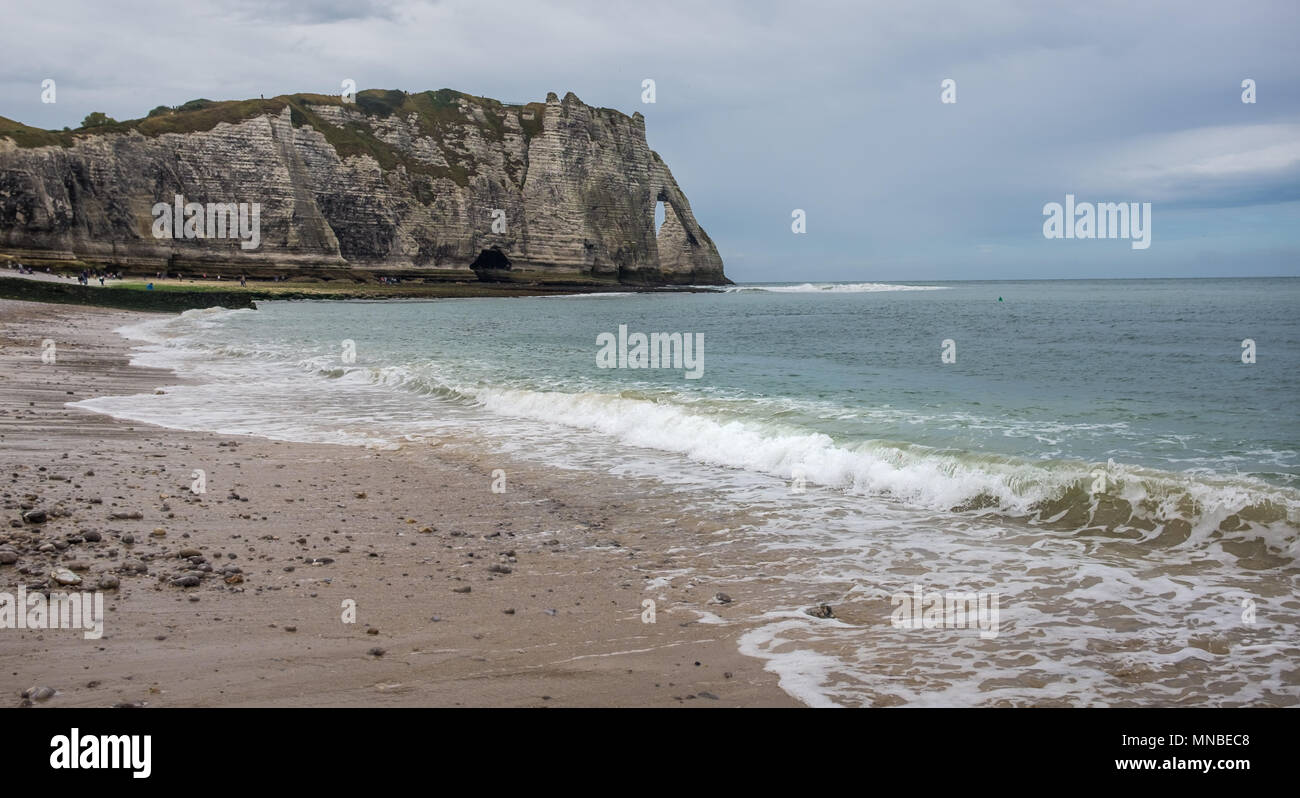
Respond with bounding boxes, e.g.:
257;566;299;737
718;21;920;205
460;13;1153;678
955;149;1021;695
51;568;81;586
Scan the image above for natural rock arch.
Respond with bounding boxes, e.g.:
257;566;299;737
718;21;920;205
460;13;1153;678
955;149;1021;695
651;187;702;278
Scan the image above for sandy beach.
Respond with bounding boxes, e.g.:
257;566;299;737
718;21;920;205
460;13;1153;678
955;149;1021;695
0;298;799;707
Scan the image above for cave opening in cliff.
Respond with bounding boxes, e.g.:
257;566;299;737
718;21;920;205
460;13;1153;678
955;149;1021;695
655;200;666;235
469;246;513;282
470;246;511;271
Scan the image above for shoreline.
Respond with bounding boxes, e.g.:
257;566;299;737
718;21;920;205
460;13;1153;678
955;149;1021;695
0;297;799;707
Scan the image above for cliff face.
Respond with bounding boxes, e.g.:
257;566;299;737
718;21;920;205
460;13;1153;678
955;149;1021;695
0;90;726;285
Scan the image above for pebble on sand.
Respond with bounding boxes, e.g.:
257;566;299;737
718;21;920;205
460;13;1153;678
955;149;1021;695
51;568;81;586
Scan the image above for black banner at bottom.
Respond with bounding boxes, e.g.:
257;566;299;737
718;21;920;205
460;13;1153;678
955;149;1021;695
9;708;1285;786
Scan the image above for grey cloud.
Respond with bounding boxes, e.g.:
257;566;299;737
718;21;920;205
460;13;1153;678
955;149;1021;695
0;0;1296;280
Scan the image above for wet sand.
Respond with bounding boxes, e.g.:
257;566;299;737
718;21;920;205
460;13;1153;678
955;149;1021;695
0;298;799;707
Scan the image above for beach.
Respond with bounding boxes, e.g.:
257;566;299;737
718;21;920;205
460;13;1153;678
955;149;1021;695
0;298;799;707
3;278;1297;709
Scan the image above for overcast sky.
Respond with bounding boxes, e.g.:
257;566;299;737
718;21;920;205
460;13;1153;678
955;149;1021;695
2;0;1297;282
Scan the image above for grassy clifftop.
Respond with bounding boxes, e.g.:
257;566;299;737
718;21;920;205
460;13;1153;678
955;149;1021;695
0;89;555;186
1;89;552;139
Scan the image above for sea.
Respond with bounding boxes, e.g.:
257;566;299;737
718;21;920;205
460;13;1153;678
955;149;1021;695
73;277;1300;706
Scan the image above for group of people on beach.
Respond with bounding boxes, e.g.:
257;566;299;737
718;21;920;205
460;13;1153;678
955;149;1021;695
67;268;121;284
5;261;121;284
7;260;261;288
76;269;117;285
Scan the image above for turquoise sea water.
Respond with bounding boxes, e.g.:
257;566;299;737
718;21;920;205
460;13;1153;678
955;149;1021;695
75;277;1300;705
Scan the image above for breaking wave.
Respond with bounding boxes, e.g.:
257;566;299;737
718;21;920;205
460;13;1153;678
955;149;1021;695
77;306;1300;559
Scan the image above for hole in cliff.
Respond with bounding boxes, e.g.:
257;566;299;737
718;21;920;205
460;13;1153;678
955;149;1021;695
654;201;666;235
470;247;511;271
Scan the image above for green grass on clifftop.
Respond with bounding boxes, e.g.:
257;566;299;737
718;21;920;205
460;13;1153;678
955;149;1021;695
0;89;563;189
